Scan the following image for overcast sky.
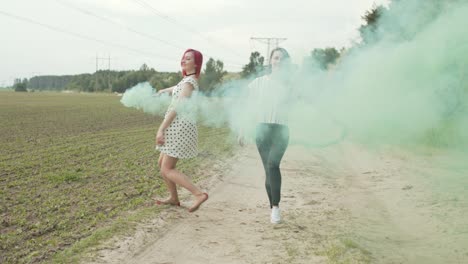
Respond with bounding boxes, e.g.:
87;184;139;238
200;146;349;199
0;0;389;86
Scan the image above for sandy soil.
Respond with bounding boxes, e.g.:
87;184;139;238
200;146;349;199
83;142;468;264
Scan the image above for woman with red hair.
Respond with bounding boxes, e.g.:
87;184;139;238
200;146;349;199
155;49;208;212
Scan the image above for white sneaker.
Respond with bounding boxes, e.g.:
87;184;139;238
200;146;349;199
270;206;281;224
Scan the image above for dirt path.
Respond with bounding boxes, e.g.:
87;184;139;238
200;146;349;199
85;143;468;264
337;144;468;264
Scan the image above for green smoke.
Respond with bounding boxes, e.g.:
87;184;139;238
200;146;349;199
299;0;468;150
120;82;171;115
121;1;468;151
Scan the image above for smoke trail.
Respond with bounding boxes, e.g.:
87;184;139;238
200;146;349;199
367;1;464;146
216;1;468;150
295;0;468;149
120;82;171;115
120;81;229;128
121;0;468;151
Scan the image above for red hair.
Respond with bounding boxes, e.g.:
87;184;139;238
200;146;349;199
181;48;203;78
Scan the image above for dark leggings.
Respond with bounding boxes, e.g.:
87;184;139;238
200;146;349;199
255;123;289;208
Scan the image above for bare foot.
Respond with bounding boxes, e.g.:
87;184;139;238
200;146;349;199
154;198;180;206
188;193;209;213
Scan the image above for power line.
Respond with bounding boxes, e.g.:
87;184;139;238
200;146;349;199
54;0;186;50
55;0;244;69
0;10;178;62
0;9;244;74
130;0;246;61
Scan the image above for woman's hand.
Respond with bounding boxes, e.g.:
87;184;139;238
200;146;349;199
156;86;175;96
157;88;167;95
156;129;165;145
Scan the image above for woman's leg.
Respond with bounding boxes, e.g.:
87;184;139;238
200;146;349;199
156;153;179;205
256;124;273;207
161;155;208;212
267;126;289;207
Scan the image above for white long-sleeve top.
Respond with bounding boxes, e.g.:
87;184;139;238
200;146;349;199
247;75;292;125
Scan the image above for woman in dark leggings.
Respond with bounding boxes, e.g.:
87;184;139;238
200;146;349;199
239;47;292;224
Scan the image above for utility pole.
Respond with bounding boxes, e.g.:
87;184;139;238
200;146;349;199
250;37;287;64
108;55;112;92
95;54;112;92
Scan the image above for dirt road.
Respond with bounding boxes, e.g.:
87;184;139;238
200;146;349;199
85;143;468;264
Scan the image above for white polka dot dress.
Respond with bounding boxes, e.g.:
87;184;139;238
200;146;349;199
156;76;199;159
